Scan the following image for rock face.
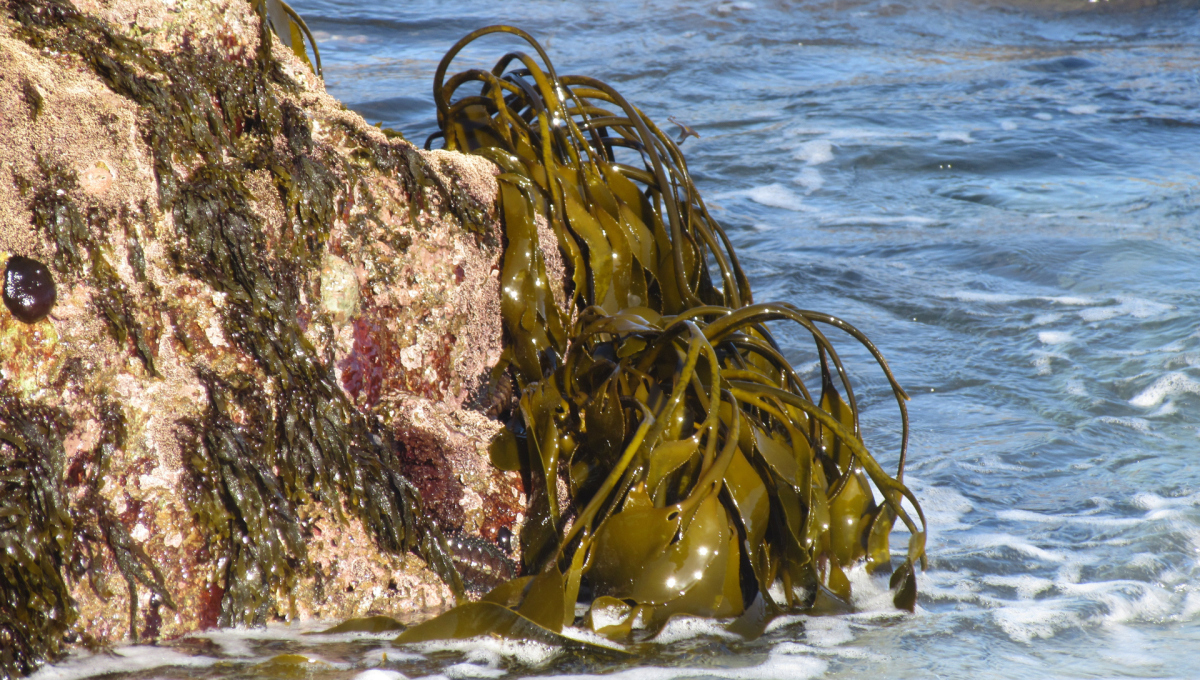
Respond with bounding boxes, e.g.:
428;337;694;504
0;0;523;675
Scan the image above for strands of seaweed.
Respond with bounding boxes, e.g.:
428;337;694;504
401;27;927;645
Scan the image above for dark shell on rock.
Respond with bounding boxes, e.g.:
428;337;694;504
3;255;57;324
445;533;517;593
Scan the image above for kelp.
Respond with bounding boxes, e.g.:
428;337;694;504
252;0;322;78
402;26;926;644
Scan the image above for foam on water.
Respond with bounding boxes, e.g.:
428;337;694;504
29;648;220;680
793;166;824;193
651;617;740;644
1030;312;1062;326
1129;372;1200;408
356;671;410;680
816;214;937;228
550;653;826;680
442;662;507;678
1094;415;1152;433
936;130;975;143
792;139;834;165
943;291;1096;306
402;637;561;668
741;184;807;212
1078;296;1173;322
1037;330;1073;345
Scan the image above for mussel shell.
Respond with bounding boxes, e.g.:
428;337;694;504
3;255;57;324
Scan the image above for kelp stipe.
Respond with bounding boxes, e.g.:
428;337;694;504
402;27;927;644
252;0;322;78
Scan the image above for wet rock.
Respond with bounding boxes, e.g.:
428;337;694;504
0;0;548;673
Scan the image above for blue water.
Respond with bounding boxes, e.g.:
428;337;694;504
39;1;1200;678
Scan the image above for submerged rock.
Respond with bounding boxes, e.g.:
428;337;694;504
0;0;532;674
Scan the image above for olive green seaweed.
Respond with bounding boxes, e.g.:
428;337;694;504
401;26;927;645
252;0;323;78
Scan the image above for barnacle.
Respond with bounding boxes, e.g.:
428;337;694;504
401;27;927;644
2;255;57;324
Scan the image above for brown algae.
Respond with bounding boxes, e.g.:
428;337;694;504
400;26;927;645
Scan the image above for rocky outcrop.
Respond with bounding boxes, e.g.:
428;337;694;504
0;0;524;674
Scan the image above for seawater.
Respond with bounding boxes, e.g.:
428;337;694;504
36;0;1200;678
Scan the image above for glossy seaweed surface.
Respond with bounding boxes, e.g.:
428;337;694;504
399;27;927;646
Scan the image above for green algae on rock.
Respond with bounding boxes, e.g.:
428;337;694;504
401;26;927;644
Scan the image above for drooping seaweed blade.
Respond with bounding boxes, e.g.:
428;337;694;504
400;26;927;645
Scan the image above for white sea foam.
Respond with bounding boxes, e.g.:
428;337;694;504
992;599;1078;642
966;533;1068;562
794;166;824;193
793;139;834;165
942;291;1096;306
997;508;1141;528
1037;331;1073;345
745;184;806;211
443;662;506;679
845;565;904;613
937;130;975;143
652;616;739;644
29;648;220;680
357;671;410;680
402;637;561;668
1095;416;1152;433
912;483;974;536
715;1;756;13
717;184;809;211
536;648;827;680
1180;592;1200;620
1031;313;1062;326
1067;104;1099;115
801;616;855;646
1079;297;1173;322
1034;112;1054;121
1131;491;1200;510
1032;350;1067;375
817;215;936;228
1000;120;1019;130
1129;372;1200;408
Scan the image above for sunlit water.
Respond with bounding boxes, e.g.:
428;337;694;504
38;0;1200;678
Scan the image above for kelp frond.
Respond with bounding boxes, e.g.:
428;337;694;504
253;0;322;78
401;27;927;644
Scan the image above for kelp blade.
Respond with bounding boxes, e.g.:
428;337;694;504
416;24;926;640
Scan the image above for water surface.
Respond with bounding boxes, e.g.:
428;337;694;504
38;0;1200;678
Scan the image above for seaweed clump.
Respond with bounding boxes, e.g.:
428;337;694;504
0;399;74;678
401;27;926;644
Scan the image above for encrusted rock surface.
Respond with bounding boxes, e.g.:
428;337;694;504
0;0;528;673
